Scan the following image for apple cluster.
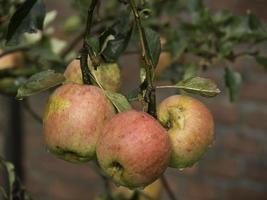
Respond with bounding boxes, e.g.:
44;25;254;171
43;59;214;188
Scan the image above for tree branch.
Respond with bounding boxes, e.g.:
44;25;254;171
80;0;99;85
128;0;156;118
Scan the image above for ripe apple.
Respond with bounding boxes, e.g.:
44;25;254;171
64;59;121;92
157;95;214;168
111;179;162;200
96;110;171;188
43;83;115;163
0;50;24;70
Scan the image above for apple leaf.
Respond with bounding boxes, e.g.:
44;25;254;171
100;13;133;62
157;77;220;97
144;28;161;67
105;91;132;113
176;77;220;97
6;0;46;45
16;70;65;99
0;187;7;199
0;157;15;199
255;56;267;69
224;67;242;102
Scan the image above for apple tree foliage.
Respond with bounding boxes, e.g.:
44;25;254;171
0;0;267;199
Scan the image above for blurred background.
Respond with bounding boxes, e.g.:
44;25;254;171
0;0;267;199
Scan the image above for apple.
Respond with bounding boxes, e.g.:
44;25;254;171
64;59;121;92
0;50;24;70
157;95;214;168
43;83;115;163
96;110;171;188
111;179;162;200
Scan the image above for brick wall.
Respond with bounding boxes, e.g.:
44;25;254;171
1;0;267;200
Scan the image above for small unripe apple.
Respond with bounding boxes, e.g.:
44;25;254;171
0;50;24;70
43;83;115;163
64;59;121;92
111;179;162;200
157;95;214;168
96;110;171;188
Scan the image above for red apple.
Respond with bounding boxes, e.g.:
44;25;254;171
64;59;121;92
0;50;24;70
157;95;214;168
43;83;115;163
96;110;171;188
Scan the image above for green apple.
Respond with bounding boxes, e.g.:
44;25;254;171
157;95;214;168
64;59;121;92
43;83;115;163
96;110;171;189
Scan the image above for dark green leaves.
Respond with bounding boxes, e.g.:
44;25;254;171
0;157;32;200
6;0;46;45
256;56;267;69
224;67;242;102
157;77;220;97
16;70;65;99
100;14;133;62
176;77;220;97
144;28;161;67
105;91;132;113
0;158;15;200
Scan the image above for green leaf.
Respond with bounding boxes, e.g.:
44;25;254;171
187;0;204;12
0;157;15;199
64;15;82;33
100;13;133;62
176;77;220;97
255;56;267;69
0;186;7;199
85;35;100;53
158;77;220;97
248;12;265;32
224;67;242;102
6;0;46;45
5;162;16;197
16;70;65;99
144;28;161;67
105;91;132;113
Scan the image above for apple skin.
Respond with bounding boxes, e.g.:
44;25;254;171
157;95;214;168
111;179;162;200
0;50;24;70
64;59;121;92
96;110;171;189
43;83;115;163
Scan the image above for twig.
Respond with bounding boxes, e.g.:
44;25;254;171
161;175;177;200
80;0;99;85
128;0;156;118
